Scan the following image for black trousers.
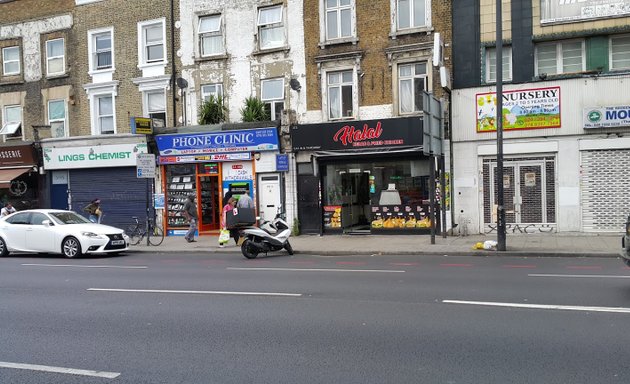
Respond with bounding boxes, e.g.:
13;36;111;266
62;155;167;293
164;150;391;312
229;229;239;244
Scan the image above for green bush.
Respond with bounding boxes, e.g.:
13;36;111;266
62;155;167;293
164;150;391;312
198;95;228;125
240;96;270;122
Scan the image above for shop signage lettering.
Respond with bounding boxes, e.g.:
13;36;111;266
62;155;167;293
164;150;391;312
540;0;630;25
583;105;630;129
292;117;422;152
333;122;383;146
0;144;36;167
156;128;279;156
43;143;148;170
56;152;131;162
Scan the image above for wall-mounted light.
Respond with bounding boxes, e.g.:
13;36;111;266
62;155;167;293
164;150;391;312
254;152;261;161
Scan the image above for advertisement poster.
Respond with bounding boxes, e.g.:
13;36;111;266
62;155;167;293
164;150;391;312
370;205;431;229
584;106;630;129
540;0;630;25
323;206;342;229
476;87;561;132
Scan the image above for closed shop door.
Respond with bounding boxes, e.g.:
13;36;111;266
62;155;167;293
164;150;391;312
69;167;147;229
581;149;630;232
297;175;321;234
258;174;281;222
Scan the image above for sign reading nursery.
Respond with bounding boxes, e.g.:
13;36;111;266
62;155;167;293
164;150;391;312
43;143;148;170
291;117;423;151
476;86;561;132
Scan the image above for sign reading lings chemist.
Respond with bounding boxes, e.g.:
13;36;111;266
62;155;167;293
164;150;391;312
43;143;148;170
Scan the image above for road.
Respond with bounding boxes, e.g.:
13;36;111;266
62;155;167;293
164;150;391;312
1;251;629;383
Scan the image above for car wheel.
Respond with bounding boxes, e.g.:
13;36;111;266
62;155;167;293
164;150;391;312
0;237;9;257
62;236;82;258
284;241;294;255
241;239;259;259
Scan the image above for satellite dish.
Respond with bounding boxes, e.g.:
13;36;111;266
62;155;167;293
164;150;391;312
289;78;301;91
176;77;188;89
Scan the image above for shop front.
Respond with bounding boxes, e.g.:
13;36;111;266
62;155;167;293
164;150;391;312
41;138;148;229
292;117;439;235
155;127;279;236
0;144;40;210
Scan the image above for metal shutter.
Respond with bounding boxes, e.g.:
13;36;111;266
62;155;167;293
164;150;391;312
581;149;630;232
69;167;149;230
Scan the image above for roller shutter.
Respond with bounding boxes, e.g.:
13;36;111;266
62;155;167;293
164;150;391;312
581;149;630;232
69;167;148;230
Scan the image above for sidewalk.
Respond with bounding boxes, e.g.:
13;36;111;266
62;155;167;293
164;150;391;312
131;231;622;258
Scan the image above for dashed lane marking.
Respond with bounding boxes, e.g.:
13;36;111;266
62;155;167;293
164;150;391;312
0;361;120;379
226;267;405;273
442;300;630;314
529;273;630;279
88;288;302;297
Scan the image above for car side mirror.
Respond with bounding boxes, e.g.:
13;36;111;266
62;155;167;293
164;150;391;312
42;220;53;227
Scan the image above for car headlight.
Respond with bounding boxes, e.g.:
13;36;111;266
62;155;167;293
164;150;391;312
81;231;105;239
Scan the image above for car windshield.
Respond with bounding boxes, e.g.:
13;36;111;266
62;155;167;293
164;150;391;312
49;211;92;225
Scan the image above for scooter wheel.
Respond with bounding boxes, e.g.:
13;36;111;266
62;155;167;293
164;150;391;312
241;239;259;259
284;241;294;255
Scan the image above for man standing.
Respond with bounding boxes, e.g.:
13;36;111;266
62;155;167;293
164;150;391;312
1;202;16;217
236;190;254;208
183;194;198;243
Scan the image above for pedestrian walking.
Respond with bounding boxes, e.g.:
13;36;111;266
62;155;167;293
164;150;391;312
83;199;102;223
0;202;16;217
219;197;237;248
183;194;198;243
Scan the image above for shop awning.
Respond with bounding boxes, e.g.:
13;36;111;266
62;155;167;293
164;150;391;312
0;167;30;189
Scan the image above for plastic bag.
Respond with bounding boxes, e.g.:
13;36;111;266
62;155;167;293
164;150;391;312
218;229;230;244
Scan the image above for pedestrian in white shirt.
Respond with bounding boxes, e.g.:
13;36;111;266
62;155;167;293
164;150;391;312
1;202;16;217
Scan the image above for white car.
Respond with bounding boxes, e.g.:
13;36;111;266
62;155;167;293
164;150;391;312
0;209;129;258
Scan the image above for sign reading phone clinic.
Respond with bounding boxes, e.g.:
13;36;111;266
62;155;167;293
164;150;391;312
476;86;561;132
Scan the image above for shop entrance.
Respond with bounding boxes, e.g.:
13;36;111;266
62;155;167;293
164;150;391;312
340;170;371;233
198;175;220;233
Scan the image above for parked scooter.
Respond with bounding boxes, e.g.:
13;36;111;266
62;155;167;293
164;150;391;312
239;213;293;259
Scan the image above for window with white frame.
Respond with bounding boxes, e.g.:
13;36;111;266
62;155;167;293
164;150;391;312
1;105;23;140
611;35;630;70
536;40;584;76
48;99;67;138
397;0;429;30
325;0;352;40
199;15;223;56
486;46;512;82
2;46;20;75
90;30;113;71
94;94;114;134
201;83;223;102
145;89;166;124
140;21;165;64
261;78;285;121
258;5;285;50
398;62;427;114
327;70;353;119
46;38;65;76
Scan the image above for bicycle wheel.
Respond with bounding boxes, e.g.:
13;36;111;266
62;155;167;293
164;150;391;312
148;225;164;246
125;225;144;246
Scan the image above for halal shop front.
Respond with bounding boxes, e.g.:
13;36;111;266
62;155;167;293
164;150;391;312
292;116;439;235
155;128;279;236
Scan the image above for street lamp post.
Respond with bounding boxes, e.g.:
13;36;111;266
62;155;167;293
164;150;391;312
496;0;506;251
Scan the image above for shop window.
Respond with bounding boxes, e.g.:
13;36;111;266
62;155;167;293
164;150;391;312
261;78;285;121
257;5;285;50
1;105;23;140
199;15;224;57
485;46;512;83
2;46;20;76
398;62;427;114
327;70;354;119
48;99;67;138
89;29;113;72
201;83;223;102
139;20;165;65
535;40;584;76
46;38;65;76
611;35;630;70
396;0;430;31
145;89;166;125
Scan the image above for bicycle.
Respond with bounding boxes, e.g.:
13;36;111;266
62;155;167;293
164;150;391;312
125;216;164;246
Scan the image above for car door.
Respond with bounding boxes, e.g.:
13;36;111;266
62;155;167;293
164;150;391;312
3;212;31;250
27;212;57;253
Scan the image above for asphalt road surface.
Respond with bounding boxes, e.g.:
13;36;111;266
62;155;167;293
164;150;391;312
1;251;630;383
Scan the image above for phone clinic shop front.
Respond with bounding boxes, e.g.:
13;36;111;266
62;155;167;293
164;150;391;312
155;128;279;236
292;117;437;235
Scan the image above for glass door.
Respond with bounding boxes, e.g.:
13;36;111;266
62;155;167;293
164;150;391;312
198;175;220;232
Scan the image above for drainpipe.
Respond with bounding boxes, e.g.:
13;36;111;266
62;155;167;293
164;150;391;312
170;0;177;127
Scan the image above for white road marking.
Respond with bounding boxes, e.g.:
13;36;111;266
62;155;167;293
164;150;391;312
22;263;147;269
227;267;405;273
442;300;630;314
88;288;302;297
0;361;120;379
529;273;630;279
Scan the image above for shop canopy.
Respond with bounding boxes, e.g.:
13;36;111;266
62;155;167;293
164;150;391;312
0;167;30;189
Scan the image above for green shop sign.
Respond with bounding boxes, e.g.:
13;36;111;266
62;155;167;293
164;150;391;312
43;143;148;170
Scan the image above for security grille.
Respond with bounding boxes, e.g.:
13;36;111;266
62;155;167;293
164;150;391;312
581;149;630;232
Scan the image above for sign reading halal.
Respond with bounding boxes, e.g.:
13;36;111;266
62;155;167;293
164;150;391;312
291;117;423;151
